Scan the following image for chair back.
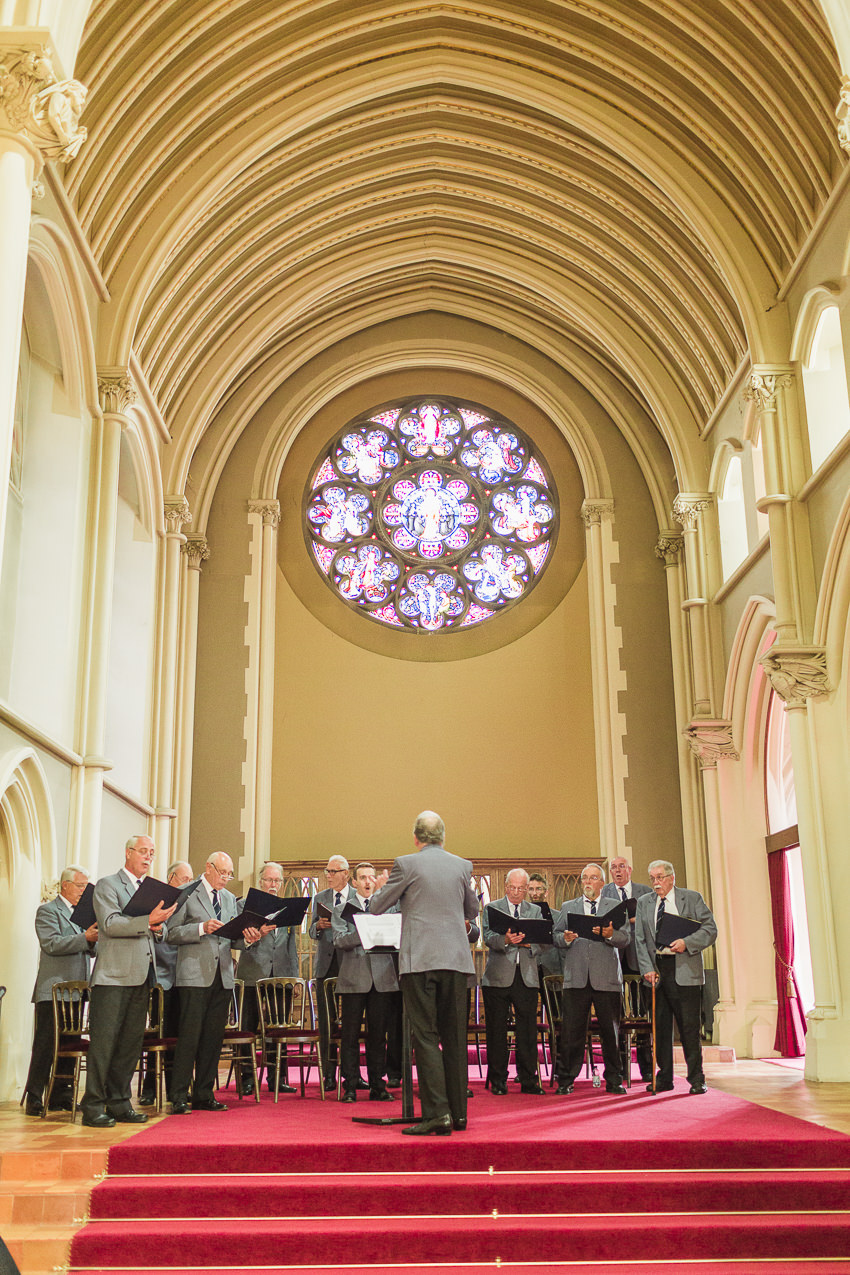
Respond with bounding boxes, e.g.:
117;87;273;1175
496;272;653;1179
146;984;165;1035
228;979;247;1029
622;972;650;1021
257;976;312;1031
52;981;90;1038
323;976;340;1026
541;973;563;1032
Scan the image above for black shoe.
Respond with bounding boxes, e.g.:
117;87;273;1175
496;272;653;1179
386;1076;402;1088
354;1078;369;1091
192;1098;228;1111
239;1076;255;1096
556;1082;574;1095
111;1109;148;1123
689;1083;708;1095
452;1117;468;1131
24;1094;44;1117
402;1114;452;1136
369;1088;394;1101
605;1084;627;1095
82;1112;116;1128
48;1097;75;1112
648;1081;675;1092
341;1088;356;1103
521;1083;545;1095
323;1076;337;1091
138;1090;156;1106
268;1082;296;1094
466;1088;474;1098
170;1101;192;1115
490;1083;508;1096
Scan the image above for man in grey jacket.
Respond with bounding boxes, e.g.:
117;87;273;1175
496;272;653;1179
139;859;194;1105
635;859;718;1095
331;862;398;1102
236;860;299;1095
308;855;355;1091
24;865;97;1116
482;869;545;1096
601;856;654;1082
371;811;478;1136
81;836;176;1128
553;863;630;1094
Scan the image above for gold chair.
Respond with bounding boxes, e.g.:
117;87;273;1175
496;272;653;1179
257;976;324;1101
220;979;260;1103
467;985;485;1078
620;972;653;1088
43;981;90;1121
136;985;177;1113
541;974;563;1086
322;977;344;1098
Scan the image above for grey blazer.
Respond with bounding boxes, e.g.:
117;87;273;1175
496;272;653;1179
235;897;298;984
309;885;354;978
370;845;478;977
89;871;159;989
32;896;95;1003
482;898;542;989
634;886;717;987
331;897;399;994
153;937;179;990
553;897;629;992
167;882;238;990
601;880;653;972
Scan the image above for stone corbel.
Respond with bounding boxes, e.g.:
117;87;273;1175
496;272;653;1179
248;498;281;529
672;494;712;533
97;370;137;416
760;646;831;709
683;720;740;770
164;497;192;537
743;368;794;414
182;536;210;570
654;531;684;566
579;498;614;528
0;46;87;163
837;77;850;155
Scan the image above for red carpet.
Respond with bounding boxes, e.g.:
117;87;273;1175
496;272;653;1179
69;1078;850;1272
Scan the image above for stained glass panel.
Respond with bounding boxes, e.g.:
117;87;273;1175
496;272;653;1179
304;397;558;631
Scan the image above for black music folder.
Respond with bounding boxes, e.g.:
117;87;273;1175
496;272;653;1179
316;900;333;921
70;882;96;931
656;912;702;946
122;875;201;918
535;900;553;921
267;896;311;928
243;886;287;919
214;909;269;940
485;906;553;945
564;900;628;940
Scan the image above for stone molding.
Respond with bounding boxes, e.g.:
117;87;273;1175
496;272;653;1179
838;77;850;155
0;46;87;162
164;497;192;536
247;498;281;529
760;646;831;708
744;368;794;413
182;536;210;569
672;494;712;532
683;719;740;770
580;498;614;528
97;370;137;416
654;531;684;566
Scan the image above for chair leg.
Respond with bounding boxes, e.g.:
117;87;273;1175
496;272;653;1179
71;1057;81;1124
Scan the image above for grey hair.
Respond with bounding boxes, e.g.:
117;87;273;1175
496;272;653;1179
505;867;529;886
327;855;349;870
60;865;88;884
648;859;676;878
125;835;148;852
580;862;606;882
413;810;445;845
259;861;283;880
167;860;192;880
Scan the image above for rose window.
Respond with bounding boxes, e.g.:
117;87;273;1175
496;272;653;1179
305;399;558;631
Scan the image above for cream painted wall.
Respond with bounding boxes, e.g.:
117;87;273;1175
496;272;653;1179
271;562;598;865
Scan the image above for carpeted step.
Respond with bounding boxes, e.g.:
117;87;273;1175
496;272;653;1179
69;1212;850;1267
87;1167;850;1219
67;1264;850;1275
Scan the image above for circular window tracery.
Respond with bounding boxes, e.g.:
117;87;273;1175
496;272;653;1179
304;399;558;632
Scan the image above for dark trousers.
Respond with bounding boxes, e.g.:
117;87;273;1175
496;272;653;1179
654;956;704;1087
171;971;231;1103
400;969;468;1123
316;952;340;1078
25;1001;74;1100
142;986;180;1096
83;984;148;1117
385;990;403;1078
483;968;539;1088
339;988;389;1091
560;984;622;1086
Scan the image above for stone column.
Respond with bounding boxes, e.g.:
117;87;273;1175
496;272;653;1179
149;497;191;869
671;494;718;718
580;498;628;861
174;535;209;861
240;499;280;884
0;44;86;586
67;371;133;869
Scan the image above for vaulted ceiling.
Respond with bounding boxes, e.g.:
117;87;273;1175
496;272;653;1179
69;1;844;489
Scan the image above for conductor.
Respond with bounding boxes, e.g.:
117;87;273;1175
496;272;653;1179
371;811;478;1136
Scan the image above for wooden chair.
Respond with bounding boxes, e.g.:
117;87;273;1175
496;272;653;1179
467;985;485;1078
220;979;260;1103
620;972;653;1088
322;977;344;1098
136;985;177;1113
541;974;563;1086
43;981;90;1121
257;977;324;1101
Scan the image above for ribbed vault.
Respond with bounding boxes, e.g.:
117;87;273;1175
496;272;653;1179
71;0;844;489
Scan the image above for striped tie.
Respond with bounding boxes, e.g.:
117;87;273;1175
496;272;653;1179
212;889;221;920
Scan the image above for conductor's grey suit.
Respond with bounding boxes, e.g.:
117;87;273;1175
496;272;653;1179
370;845;478;1125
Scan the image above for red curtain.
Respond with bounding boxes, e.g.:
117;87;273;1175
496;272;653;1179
767;847;807;1057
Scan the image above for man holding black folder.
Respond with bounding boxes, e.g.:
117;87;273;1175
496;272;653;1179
483;869;546;1096
309;856;355;1092
236;861;298;1094
635;859;718;1095
81;836;177;1128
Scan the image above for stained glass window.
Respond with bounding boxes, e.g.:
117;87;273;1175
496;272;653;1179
304;398;558;632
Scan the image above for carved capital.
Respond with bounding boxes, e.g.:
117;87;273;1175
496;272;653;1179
181;536;210;570
0;47;87;162
837;77;850;155
683;720;739;770
744;368;794;413
760;646;831;708
580;498;614;528
654;531;684;566
97;371;137;416
672;494;712;532
164;497;192;536
248;498;281;529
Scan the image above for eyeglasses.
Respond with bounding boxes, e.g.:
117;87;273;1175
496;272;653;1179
326;868;348;875
649;873;673;884
210;867;234;880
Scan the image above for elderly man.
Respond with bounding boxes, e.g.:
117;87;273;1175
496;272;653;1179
236;860;299;1095
482;868;544;1097
309;855;356;1091
81;836;176;1128
140;859;194;1105
635;859;717;1095
601;856;654;1082
371;811;478;1135
24;865;97;1116
332;862;398;1102
553;863;629;1095
167;852;241;1113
